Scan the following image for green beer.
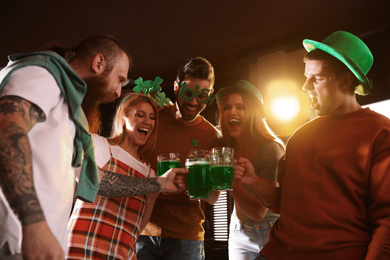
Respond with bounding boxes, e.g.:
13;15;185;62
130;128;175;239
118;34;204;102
210;147;234;190
157;160;181;176
210;165;234;190
186;161;211;199
157;153;180;176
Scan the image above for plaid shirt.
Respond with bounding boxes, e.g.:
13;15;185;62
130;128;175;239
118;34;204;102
67;151;149;259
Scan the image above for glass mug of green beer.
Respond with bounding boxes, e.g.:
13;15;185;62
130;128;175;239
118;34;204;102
210;147;234;190
157;153;181;176
185;149;211;199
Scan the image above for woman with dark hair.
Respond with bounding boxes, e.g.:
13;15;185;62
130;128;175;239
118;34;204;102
216;80;285;260
67;93;160;259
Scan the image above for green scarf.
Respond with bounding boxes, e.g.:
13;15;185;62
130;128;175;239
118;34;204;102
0;51;98;202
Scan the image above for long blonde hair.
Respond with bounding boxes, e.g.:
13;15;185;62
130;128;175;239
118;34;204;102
110;93;159;162
218;91;285;150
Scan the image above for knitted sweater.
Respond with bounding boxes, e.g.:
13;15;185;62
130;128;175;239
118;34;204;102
262;108;390;260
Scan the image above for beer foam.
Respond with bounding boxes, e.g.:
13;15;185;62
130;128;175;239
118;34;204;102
185;161;210;167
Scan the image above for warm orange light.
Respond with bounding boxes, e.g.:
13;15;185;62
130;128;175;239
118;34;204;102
263;79;312;139
271;95;300;121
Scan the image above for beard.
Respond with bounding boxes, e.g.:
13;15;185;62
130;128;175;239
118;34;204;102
83;72;114;103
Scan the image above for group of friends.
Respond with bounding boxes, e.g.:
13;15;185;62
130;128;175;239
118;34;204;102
0;30;388;260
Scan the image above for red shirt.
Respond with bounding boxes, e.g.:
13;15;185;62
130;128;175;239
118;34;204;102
262;108;390;260
141;104;221;240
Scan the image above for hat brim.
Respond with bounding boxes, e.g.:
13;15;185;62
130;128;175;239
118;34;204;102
303;39;372;95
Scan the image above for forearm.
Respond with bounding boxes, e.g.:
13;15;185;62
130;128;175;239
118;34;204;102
0;137;45;225
230;185;268;221
366;247;390;260
0;97;45;226
365;207;390;259
244;177;280;212
97;167;162;197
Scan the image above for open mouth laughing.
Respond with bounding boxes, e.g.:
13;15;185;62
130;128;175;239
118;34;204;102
138;127;149;136
228;118;241;127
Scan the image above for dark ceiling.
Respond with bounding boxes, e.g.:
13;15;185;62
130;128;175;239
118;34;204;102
1;0;390;136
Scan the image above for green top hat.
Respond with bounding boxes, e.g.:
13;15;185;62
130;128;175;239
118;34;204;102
216;80;266;117
303;31;373;96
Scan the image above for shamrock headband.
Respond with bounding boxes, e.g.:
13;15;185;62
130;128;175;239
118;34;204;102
120;94;136;109
121;77;172;108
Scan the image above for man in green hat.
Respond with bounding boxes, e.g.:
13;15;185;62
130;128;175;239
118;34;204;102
234;31;390;259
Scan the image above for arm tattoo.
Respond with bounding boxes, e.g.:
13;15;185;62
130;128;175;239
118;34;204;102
97;167;161;198
0;96;45;225
0;96;42;130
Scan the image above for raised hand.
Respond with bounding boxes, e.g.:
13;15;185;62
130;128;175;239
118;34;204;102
159;167;188;193
233;157;257;186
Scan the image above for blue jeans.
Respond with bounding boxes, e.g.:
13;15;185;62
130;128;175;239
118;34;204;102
229;214;275;260
136;235;205;260
255;254;269;260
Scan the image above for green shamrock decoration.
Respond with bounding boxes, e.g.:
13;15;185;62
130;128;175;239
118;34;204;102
133;77;171;107
191;139;199;148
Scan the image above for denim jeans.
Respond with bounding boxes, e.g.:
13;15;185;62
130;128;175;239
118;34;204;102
255;254;269;260
136;235;205;260
228;215;275;260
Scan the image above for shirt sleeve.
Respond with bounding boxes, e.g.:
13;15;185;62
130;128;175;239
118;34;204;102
92;134;111;168
0;66;62;120
252;142;285;180
366;128;390;259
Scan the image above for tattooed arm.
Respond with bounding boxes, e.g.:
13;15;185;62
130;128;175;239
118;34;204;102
97;167;188;198
0;96;64;259
0;96;43;225
97;168;161;197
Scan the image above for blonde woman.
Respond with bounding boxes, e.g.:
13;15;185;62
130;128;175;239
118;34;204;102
216;80;285;259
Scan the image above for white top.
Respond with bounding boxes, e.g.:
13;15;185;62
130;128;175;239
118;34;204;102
92;134;156;178
0;65;76;254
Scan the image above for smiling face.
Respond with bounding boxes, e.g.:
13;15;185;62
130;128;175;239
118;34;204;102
222;93;247;138
123;101;156;146
302;59;349;116
175;75;213;121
